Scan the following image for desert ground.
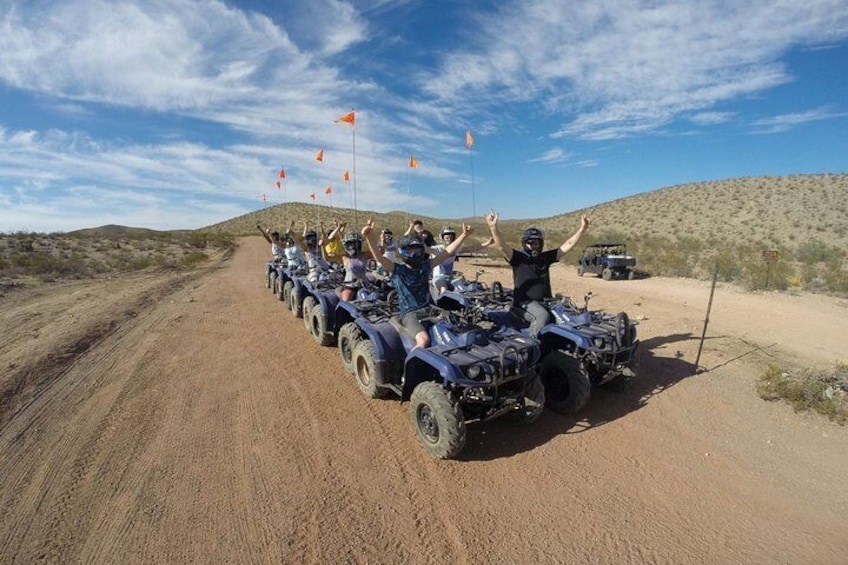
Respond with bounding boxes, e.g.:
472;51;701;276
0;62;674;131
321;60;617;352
1;236;847;564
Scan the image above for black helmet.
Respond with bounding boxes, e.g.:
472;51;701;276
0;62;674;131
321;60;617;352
304;229;318;248
381;228;393;236
271;231;281;241
440;226;457;242
343;232;362;255
521;227;544;256
397;235;424;258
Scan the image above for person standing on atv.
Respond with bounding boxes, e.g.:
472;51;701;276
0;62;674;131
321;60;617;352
404;219;436;248
362;219;471;350
485;210;590;336
339;232;372;302
431;226;461;294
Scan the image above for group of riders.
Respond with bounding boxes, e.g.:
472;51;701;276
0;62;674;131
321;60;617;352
259;212;590;350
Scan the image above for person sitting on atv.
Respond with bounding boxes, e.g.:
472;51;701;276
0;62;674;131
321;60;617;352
339;232;372;302
485;210;590;336
321;219;346;266
431;226;461;294
288;221;329;282
362;219;471;350
257;224;285;260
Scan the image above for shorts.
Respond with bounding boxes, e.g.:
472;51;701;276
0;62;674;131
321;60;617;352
432;276;454;291
400;309;428;337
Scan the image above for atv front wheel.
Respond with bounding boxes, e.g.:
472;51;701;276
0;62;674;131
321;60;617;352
352;340;388;399
289;286;302;318
409;382;466;459
338;322;362;373
602;267;612;281
577;266;584;277
540;351;591;414
268;271;277;290
302;296;317;334
505;374;545;425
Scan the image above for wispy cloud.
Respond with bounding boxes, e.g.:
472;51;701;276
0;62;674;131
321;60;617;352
749;106;848;134
528;147;570;164
423;0;848;140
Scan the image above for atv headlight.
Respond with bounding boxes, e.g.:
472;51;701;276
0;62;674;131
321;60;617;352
466;365;482;380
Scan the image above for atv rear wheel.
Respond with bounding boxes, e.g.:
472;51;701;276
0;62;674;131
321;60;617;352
602;267;612;281
627;269;635;280
505;374;545;425
289;286;302;318
338;322;362;373
352;340;388;399
409;382;466;459
282;281;293;304
540;351;591;414
268;271;277;290
302;296;317;334
310;304;335;346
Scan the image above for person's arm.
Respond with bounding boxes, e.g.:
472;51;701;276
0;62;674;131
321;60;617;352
556;214;590;261
257;224;272;244
362;219;395;274
480;236;494;248
485;210;513;261
327;220;345;241
431;224;472;267
302;221;309;239
404;221;414;236
284;220;295;237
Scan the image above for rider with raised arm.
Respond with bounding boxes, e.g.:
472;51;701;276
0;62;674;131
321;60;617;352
485;210;590;336
363;218;471;350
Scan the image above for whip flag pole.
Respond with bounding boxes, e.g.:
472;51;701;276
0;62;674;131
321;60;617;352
335;110;356;223
466;130;476;217
407;155;418;224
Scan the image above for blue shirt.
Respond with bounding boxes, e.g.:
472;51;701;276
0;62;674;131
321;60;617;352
392;261;432;315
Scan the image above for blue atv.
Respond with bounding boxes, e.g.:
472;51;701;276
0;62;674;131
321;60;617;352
266;258;287;291
333;287;398;372
273;263;307;304
349;300;544;459
450;287;639;415
287;269;343;319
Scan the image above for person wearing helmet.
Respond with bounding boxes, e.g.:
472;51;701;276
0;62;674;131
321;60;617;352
294;221;330;282
485;210;590;336
377;227;403;265
339;232;371;301
431;226;460;294
257;224;285;260
362;218;471;350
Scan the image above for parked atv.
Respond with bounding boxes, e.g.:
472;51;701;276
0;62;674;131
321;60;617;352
444;288;639;415
266;258;287;291
349;300;544;459
273;263;307;304
577;243;637;280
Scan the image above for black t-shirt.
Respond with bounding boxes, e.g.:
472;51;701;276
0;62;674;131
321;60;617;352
416;229;436;247
509;248;559;303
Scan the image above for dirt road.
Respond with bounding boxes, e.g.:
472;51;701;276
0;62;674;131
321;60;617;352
2;237;847;564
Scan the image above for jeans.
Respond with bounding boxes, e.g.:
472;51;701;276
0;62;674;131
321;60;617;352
519;300;551;337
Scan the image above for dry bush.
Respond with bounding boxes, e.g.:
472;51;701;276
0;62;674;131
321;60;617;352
757;364;848;424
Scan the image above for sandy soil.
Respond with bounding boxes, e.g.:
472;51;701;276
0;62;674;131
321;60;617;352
1;237;847;564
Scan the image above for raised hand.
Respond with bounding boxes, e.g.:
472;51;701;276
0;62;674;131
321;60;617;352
485;210;499;227
361;217;375;237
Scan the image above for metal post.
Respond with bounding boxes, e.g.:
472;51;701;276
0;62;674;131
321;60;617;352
693;264;719;375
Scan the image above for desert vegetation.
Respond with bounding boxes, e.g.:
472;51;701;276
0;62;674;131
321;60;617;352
757;364;848;425
0;226;236;288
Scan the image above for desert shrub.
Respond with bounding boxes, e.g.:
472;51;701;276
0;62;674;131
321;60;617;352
705;246;745;282
757;364;848;424
796;238;844;265
184;231;209;249
180;251;208;267
743;258;794;291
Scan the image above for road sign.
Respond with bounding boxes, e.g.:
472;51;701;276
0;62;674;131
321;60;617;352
762;250;780;262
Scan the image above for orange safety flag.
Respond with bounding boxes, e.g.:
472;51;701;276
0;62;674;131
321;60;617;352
310;193;316;200
465;130;474;148
343;171;350;182
335;111;355;127
324;186;332;195
409;155;418;169
275;181;281;189
315;148;324;162
278;169;286;179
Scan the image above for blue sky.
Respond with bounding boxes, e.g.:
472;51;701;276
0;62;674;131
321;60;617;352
1;0;847;232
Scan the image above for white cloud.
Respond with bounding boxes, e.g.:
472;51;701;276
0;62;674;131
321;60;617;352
422;0;848;139
528;147;569;164
749;106;848;134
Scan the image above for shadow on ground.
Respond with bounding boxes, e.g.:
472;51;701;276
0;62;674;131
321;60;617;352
459;332;706;461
